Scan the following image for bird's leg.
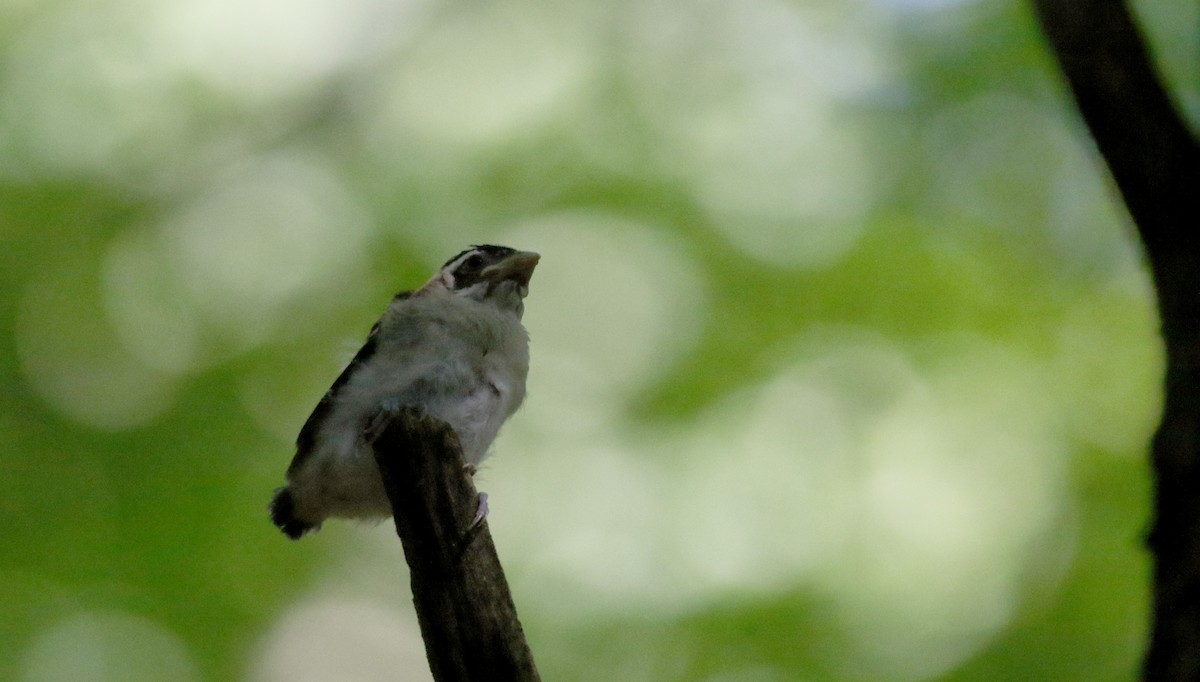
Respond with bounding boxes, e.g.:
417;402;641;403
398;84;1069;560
365;400;419;444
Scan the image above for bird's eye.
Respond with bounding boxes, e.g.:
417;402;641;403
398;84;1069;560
463;255;484;269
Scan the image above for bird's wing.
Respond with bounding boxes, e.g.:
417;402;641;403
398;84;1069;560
288;292;412;475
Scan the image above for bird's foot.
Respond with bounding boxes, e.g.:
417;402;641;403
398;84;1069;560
471;492;489;528
453;492;489;559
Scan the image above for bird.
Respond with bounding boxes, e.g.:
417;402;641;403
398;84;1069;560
270;245;540;539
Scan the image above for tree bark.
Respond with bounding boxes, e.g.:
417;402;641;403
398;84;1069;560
1030;1;1200;679
368;405;540;682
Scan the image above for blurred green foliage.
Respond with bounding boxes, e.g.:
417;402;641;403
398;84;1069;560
1;0;1192;680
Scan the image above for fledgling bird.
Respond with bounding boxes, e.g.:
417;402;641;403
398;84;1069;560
270;245;539;539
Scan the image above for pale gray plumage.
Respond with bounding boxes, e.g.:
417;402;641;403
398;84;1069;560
270;245;538;539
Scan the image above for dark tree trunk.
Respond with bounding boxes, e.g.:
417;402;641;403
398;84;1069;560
368;405;541;682
1030;1;1200;678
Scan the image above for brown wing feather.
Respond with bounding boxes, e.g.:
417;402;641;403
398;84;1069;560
287;292;411;476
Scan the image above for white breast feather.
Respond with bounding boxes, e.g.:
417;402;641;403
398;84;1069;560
287;293;528;522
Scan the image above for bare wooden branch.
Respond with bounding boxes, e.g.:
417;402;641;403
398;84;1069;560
1030;1;1200;679
368;405;540;682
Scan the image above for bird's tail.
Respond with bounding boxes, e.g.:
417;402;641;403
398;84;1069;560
269;487;317;540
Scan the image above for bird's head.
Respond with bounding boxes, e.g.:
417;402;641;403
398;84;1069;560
422;245;540;315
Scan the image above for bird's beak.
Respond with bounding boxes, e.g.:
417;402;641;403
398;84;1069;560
481;251;540;288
